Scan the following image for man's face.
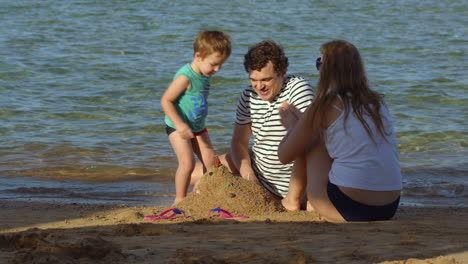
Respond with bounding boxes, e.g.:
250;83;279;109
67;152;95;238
249;61;286;103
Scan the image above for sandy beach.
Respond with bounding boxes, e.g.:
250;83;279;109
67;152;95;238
2;1;466;263
1;167;467;264
0;201;467;264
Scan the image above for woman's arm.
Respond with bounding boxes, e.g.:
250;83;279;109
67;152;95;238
277;101;313;163
278;98;343;164
278;113;313;164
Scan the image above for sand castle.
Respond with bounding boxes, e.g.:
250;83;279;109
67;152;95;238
177;163;285;217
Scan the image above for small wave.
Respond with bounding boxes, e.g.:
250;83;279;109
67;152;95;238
2;165;175;182
0;175;175;206
402;183;467;198
5;187;68;194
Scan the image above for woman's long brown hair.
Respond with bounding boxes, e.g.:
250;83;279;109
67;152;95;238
304;40;386;142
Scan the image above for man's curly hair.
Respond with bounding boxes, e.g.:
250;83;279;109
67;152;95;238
243;40;288;75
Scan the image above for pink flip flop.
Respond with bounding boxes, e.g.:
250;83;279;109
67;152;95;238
207;207;248;219
144;208;186;220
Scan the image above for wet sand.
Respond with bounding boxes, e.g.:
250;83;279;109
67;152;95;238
0;166;467;264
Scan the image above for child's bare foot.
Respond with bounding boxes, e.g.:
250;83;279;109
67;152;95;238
281;197;300;211
172;197;184;207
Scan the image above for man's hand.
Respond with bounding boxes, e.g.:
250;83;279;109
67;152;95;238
243;172;260;184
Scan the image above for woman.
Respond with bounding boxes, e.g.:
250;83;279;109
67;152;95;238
278;40;402;222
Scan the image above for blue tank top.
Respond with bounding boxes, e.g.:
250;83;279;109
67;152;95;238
164;63;210;132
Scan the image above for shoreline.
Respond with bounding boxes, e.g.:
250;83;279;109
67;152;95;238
1;200;467;263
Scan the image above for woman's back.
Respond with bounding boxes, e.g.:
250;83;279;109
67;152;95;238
325;100;402;192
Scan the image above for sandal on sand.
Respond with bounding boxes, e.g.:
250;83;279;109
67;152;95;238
144;208;186;220
207;207;248;219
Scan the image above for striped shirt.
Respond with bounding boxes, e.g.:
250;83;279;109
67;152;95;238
235;75;314;197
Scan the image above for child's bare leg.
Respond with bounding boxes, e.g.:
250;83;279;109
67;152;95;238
169;132;195;205
217;153;239;173
193;131;215;171
190;131;215;191
190;151;239;188
282;154;307;211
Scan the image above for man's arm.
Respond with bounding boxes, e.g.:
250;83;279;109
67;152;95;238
230;123;257;181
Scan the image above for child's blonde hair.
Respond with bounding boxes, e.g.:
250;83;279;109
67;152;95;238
194;30;231;59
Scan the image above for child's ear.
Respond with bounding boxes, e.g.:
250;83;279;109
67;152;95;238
194;52;203;61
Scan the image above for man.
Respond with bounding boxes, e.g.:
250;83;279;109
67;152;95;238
191;40;314;210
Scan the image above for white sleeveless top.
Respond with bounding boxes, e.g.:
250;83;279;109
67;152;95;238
325;100;402;191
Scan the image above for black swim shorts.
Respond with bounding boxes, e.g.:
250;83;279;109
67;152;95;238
327;182;400;221
165;126;207;136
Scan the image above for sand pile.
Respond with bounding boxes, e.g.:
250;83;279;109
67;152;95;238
177;165;285;217
0;232;126;264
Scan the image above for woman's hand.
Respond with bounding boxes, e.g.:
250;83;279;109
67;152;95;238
278;101;302;129
278;101;307;164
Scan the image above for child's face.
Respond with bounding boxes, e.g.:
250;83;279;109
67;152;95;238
195;52;226;77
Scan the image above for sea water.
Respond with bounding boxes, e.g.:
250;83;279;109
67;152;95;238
0;0;466;207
